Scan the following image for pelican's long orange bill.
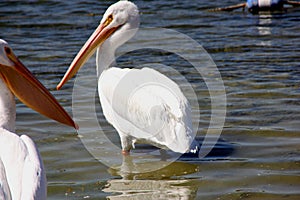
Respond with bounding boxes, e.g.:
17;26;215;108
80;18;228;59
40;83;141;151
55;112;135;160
56;23;119;90
0;48;78;129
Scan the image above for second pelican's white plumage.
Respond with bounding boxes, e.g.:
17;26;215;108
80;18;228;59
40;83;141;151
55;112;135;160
57;1;198;154
0;39;77;200
0;129;46;200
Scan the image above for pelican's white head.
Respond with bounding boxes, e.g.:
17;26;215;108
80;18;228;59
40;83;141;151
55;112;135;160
0;39;78;130
57;1;140;89
101;0;139;26
0;39;14;67
101;0;139;49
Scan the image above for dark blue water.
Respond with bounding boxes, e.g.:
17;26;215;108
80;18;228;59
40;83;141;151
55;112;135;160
1;1;299;199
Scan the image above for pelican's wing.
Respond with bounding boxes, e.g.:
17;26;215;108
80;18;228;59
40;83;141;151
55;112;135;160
0;129;46;200
98;67;194;153
20;135;46;200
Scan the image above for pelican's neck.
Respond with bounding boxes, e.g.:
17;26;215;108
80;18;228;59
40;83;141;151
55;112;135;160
95;25;139;77
96;43;116;78
0;78;16;132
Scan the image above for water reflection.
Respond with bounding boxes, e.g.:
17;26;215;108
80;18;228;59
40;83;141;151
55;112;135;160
103;137;235;199
104;179;198;200
258;15;272;35
257;14;273;46
104;155;199;199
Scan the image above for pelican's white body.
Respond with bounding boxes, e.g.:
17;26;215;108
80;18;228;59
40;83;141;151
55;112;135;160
0;128;46;200
98;67;194;153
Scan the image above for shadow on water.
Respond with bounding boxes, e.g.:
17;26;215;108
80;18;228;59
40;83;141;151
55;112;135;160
180;136;235;161
103;137;235;199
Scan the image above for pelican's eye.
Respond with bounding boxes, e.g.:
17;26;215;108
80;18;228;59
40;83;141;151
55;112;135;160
4;47;12;55
104;14;113;27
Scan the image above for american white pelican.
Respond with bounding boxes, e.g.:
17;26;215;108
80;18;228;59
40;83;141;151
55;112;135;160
57;1;199;155
0;39;77;200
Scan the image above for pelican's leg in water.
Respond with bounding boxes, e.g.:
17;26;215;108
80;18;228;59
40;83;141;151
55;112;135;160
122;150;130;155
121;135;132;155
159;149;168;161
116;129;133;155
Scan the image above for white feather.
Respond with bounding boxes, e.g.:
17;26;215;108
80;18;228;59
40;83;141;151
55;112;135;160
0;128;46;200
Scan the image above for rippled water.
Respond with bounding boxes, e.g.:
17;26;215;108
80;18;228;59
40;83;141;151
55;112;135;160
1;1;299;199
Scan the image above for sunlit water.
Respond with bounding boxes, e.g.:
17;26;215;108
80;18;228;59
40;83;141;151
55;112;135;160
1;1;299;199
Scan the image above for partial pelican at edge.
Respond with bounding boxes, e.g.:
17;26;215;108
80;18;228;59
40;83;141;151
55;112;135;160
0;39;77;200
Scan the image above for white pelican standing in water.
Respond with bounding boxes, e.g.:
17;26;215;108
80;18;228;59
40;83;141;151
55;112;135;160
0;39;77;200
57;1;199;155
